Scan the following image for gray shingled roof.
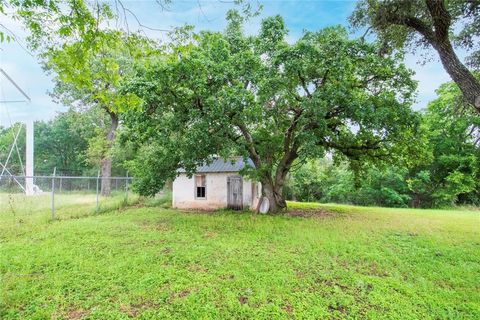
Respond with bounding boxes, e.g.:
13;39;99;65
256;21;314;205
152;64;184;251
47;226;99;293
178;157;254;173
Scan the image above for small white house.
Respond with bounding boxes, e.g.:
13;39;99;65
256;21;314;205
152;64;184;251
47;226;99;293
172;157;261;210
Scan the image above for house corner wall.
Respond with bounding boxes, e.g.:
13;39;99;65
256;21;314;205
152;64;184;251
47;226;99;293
172;173;258;210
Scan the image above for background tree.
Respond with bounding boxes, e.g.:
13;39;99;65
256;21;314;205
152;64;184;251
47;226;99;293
408;81;480;207
122;12;420;213
285;159;355;204
285;81;480;209
0;108;111;177
44;31;149;195
350;0;480;112
34;107;110;175
286;160;411;208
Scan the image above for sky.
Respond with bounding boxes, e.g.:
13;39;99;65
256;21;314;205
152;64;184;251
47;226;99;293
0;0;452;126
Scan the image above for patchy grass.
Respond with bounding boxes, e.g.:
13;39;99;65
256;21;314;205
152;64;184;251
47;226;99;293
0;192;140;223
0;200;479;319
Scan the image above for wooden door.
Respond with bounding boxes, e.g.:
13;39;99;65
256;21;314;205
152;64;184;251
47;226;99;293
227;176;243;210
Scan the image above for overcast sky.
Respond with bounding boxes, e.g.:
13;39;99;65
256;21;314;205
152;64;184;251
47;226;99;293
0;0;451;126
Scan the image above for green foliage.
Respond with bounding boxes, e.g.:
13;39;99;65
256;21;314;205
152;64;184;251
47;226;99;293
44;31;150;115
287;80;480;209
1;0;112;50
287;160;411;208
122;12;419;202
286;159;354;204
143;191;173;208
350;0;480;68
350;0;480;112
34;108;106;174
354;166;410;207
0;108;131;176
42;31;157;184
1;202;479;318
408;82;480;207
0;192;140;222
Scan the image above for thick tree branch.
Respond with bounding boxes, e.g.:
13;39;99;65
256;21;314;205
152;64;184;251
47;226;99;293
298;72;311;98
381;2;480;110
235;121;261;168
425;0;451;42
283;108;303;153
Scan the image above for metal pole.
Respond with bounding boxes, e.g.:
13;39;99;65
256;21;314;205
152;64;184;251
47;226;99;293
96;170;100;211
125;171;129;203
51;167;56;219
25;121;34;195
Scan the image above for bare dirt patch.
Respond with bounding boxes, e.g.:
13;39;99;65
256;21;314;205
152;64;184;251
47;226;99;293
287;209;339;219
238;295;248;305
328;304;348;315
294;268;305;279
219;273;235;280
316;278;349;291
66;309;89;320
119;301;159;318
161;247;172;254
202;231;218;239
119;304;138;318
136;219;171;232
187;263;209;273
180;209;218;215
282;300;294;314
368;262;389;277
169;289;191;301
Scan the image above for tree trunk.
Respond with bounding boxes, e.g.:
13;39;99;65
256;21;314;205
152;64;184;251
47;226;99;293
100;111;119;196
392;0;480;112
261;178;287;214
433;40;480;112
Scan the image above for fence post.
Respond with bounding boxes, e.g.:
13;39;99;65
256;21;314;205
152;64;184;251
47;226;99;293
96;170;100;211
125;171;129;204
51;167;56;219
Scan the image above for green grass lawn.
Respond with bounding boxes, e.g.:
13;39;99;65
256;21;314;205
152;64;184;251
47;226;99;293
1;198;479;319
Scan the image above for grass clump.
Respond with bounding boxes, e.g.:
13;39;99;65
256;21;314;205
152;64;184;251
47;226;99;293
143;191;172;208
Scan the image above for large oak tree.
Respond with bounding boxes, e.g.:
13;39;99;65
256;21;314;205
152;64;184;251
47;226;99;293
350;0;480;112
122;12;420;213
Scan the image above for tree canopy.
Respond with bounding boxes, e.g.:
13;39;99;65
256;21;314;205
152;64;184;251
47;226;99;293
0;108;116;177
350;0;480;112
287;80;480;208
408;80;480;207
43;31;153;195
0;0;110;48
122;12;420;213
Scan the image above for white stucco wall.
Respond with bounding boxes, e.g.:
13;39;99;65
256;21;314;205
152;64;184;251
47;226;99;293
172;172;260;210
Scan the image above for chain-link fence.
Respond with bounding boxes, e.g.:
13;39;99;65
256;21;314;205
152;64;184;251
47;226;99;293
0;174;135;221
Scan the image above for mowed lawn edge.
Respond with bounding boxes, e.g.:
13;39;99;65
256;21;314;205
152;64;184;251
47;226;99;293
1;202;479;319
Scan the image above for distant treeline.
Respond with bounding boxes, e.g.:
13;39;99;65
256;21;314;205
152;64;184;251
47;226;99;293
0;107;130;177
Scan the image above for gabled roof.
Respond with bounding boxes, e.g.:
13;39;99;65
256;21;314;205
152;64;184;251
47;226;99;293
178;157;254;173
